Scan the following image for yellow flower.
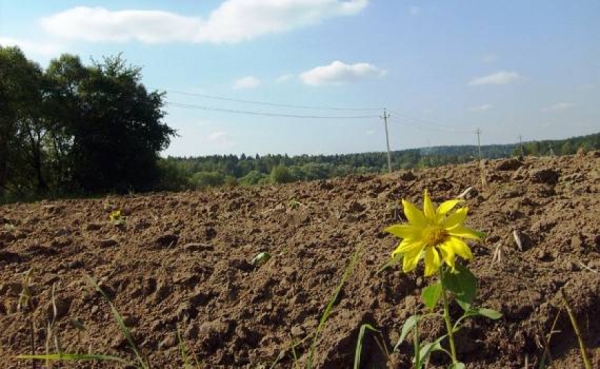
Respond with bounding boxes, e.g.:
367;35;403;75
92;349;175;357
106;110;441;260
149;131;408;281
385;190;481;277
109;210;122;221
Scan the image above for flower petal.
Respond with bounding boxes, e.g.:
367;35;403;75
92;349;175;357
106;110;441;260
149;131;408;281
437;241;456;270
424;247;441;276
402;247;422;273
447;225;482;240
385;224;422;240
402;199;428;227
443;207;468;230
423;189;436;219
448;236;474;260
437;199;464;214
393;239;424;256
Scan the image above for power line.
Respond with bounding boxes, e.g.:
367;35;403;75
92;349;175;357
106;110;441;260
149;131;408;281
166;101;379;119
387;115;472;134
387;109;472;134
164;89;381;112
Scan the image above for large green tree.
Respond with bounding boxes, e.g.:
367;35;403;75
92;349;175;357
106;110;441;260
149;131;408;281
65;55;175;192
0;46;46;195
0;47;175;199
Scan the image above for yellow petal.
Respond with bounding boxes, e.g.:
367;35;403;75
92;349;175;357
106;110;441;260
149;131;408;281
424;247;441;276
447;225;482;240
437;199;463;214
385;224;422;239
423;189;436;219
402;199;428;227
402;248;422;273
448;236;474;260
437;241;456;270
394;239;425;255
443;207;468;230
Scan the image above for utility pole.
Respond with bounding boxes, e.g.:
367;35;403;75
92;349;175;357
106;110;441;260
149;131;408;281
476;128;482;161
518;134;524;156
381;108;392;173
548;143;555;157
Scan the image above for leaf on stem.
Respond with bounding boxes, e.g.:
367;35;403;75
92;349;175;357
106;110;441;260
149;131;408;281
421;282;442;310
395;315;419;351
442;264;477;311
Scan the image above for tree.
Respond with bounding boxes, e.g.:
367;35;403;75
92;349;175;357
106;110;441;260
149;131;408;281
0;46;46;195
65;55;175;193
270;165;295;184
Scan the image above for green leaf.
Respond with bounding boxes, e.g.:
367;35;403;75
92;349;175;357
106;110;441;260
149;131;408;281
442;264;477;311
251;252;272;266
416;334;446;366
17;353;132;365
449;362;466;369
474;308;503;320
395;314;419;351
421;282;442;310
354;324;380;369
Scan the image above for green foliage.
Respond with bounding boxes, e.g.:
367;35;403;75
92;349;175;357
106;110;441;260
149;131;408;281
270;165;295;184
156;158;190;192
189;171;225;189
239;170;268;186
0;46;175;200
442;264;477;311
156;132;599;193
421;282;442;311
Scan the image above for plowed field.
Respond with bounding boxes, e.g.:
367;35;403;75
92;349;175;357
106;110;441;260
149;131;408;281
1;152;599;368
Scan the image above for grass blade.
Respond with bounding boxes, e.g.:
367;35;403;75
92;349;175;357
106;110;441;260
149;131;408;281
354;323;381;369
307;244;362;368
560;289;592;369
17;353;133;365
84;274;149;369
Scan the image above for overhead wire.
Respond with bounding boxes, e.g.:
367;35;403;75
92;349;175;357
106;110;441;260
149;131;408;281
164;89;382;111
387;109;474;134
166;101;379;119
163;90;474;135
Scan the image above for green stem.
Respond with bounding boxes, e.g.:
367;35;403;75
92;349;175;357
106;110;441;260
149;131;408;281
413;316;420;369
440;270;458;364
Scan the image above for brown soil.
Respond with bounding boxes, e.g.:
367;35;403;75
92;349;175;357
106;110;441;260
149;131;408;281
1;152;600;369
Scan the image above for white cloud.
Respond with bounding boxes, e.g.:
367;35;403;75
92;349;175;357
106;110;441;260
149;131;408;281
540;102;574;112
365;129;375;136
468;104;493;112
469;71;521;86
40;1;369;44
0;36;67;57
276;73;294;83
233;76;261;90
300;60;386;86
206;131;235;147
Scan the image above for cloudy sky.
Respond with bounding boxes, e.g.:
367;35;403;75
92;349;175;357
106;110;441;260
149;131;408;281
1;1;598;156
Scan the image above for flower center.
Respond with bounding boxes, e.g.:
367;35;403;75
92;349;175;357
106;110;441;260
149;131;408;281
423;226;449;247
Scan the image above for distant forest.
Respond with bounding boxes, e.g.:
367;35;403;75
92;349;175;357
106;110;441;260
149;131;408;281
158;132;600;191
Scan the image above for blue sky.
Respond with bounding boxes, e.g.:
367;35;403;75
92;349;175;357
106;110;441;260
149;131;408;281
1;1;598;157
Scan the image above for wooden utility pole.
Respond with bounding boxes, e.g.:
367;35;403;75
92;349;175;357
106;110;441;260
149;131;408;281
476;128;482;160
381;108;392;173
518;134;524;156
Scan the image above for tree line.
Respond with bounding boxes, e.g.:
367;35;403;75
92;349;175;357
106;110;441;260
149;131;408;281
160;132;599;190
0;46;174;202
